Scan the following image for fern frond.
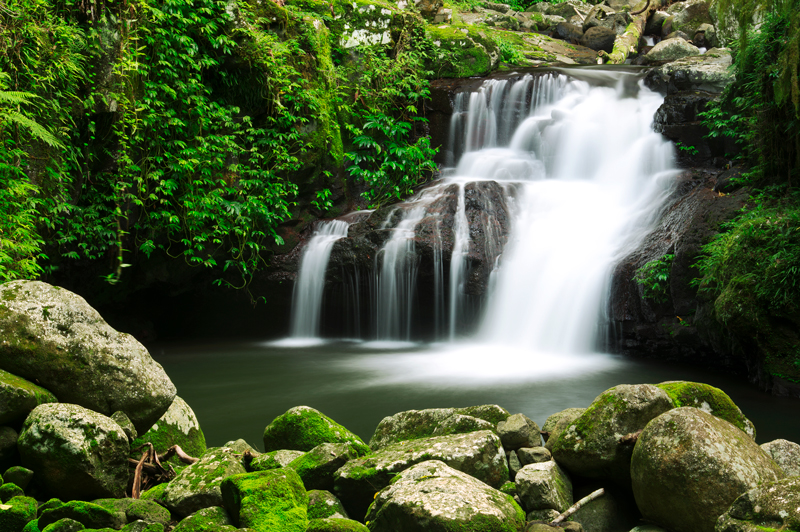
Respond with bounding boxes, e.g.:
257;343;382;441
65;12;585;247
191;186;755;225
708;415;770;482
0;90;37;107
1;111;64;148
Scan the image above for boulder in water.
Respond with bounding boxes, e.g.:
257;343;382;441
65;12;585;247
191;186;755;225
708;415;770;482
631;407;784;532
18;403;130;500
263;406;367;453
715;477;800;532
364;460;526;532
221;468;308;532
0;281;176;434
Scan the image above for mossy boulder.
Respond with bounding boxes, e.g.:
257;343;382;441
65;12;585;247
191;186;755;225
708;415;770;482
760;439;800;477
249;450;305;472
90;499;170;526
644;38;701;63
307;490;348;520
18;404;130;500
220;469;308;532
139;484;168;507
666;0;713;37
515;461;572;513
306;518;368;531
425;25;500;77
161;446;247;517
263;406;366;453
38;501;125;530
334;430;507;520
365;460;525;532
287;442;366;491
0;369;57;426
171;506;236;532
0;281;176;434
549;384;672;485
41;518;84;532
542;408;585;446
3;467;34;491
0;482;24;502
131;396;206;463
0;495;38;532
715;477;800;532
631;407;784;532
655;381;756;438
497;413;542;451
368;405;509;450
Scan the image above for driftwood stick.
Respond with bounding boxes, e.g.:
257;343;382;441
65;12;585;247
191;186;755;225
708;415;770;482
127;458;162;474
131;451;148;499
619;429;643;445
550;488;605;525
161;445;199;465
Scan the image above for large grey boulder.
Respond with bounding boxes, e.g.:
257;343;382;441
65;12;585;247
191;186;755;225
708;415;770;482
497;413;542;451
645;48;733;94
263;406;367;453
287;442;365;491
543;408;585;446
666;0;714;37
631;407;784;532
715;477;800;532
161;446;247;516
18;403;130;500
364;460;526;532
131;396;207;462
0;369;57;425
549;384;673;484
368;405;509;450
334;430;507;520
760;439;800;477
0;281;176;433
644;38;701;62
655;381;755;438
515;461;572;513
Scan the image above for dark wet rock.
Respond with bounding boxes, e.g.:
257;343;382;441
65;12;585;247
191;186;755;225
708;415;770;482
631;407;784;532
497;413;543;451
716;477;800;532
645;11;669;36
509;450;522;480
38;501;126;530
3;466;33;491
0;426;18;470
666;0;714;37
580;26;616;53
365;460;526;532
567;487;638;532
554;22;584;43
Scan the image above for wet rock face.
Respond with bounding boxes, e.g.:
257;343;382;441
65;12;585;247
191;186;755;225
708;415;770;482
716;477;800;532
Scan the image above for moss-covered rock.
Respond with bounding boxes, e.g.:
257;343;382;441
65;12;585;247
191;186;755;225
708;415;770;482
497;413;542;451
221;469;308;532
307;490;348;520
425;24;499;77
161;446;247;517
0;281;176;434
306;518;368;532
515;461;572;513
0;495;38;532
130;396;206;464
18;404;130;500
666;0;713;37
0;482;24;502
499;481;517;497
4;467;34;491
22;518;42;532
138;484;167;507
38;501;125;530
90;499;170;526
37;500;64;518
365;460;525;532
631;407;784;532
171;506;236;532
0;369;57;426
655;381;756;439
263;406;366;453
368;405;509;450
716;477;800;532
41;518;84;532
249;450;305;472
334;430;507;521
109;412;137;443
518;447;551;466
549;384;673;485
542;408;585;446
287;442;366;491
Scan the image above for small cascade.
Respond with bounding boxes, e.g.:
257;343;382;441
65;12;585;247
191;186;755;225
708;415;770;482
289;220;351;339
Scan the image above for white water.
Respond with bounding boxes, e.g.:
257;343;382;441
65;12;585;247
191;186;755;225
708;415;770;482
287;220;351;342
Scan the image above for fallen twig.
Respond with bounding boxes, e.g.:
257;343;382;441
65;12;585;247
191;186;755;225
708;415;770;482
550;488;605;525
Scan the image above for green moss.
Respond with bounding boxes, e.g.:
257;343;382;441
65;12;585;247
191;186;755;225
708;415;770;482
41;518;86;532
0;482;24;502
307;490;348;520
38;501;124;530
655;381;755;438
425;24;497;77
221;469;309;532
287;442;366;490
90;498;170;526
263;407;366;452
306;517;369;531
0;496;39;532
37;499;64;518
499;481;517;497
172;507;234;532
139;483;168;506
22;519;42;532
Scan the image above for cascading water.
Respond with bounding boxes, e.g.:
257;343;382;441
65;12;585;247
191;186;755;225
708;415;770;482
288;220;351;341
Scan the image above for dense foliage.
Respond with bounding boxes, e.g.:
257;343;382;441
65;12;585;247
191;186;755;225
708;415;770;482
0;0;438;292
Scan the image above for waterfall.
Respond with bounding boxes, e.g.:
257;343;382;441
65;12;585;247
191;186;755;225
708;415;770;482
289;220;351;340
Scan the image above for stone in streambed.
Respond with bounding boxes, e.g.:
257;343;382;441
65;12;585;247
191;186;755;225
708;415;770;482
542;408;584;446
306;518;368;532
161;446;247;517
365;460;525;532
307;490;348;520
0;281;176;434
760;439;800;477
655;381;756;439
0;495;37;532
171;506;236;532
549;384;672;485
0;369;57;426
221;468;308;532
368;404;509;450
715;477;800;532
263;406;366;453
515;461;572;513
38;501;125;530
249;449;305;472
498;413;542;450
131;396;206;464
287;442;365;491
18;404;130;500
631;407;784;532
334;430;507;520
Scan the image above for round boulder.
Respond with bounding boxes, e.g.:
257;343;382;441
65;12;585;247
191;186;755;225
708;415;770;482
263;406;366;453
365;460;526;532
543;408;585;447
760;439;800;477
656;381;756;439
631;407;784;532
716;477;800;532
580;26;616;53
18;403;130;500
497;413;542;450
644;38;701;63
0;281;176;434
549;384;673;485
131;396;206;462
0;369;57;426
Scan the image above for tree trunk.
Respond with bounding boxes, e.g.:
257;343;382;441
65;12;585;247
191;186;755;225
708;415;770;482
600;0;664;64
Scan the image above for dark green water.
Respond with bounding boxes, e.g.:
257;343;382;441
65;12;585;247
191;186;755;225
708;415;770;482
152;340;800;449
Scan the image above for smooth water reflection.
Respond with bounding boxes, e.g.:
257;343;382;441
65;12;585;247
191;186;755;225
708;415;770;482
152;341;800;450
